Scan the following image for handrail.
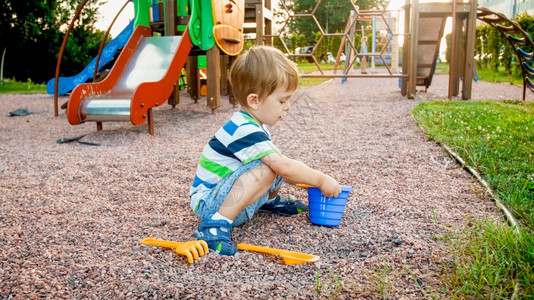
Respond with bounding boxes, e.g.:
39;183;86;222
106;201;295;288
477;7;534;100
54;0;90;117
93;0;131;82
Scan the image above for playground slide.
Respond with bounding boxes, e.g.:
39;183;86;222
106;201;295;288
67;25;192;126
414;15;447;89
46;20;135;95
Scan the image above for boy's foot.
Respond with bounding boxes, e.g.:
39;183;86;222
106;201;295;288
194;216;237;255
258;195;307;217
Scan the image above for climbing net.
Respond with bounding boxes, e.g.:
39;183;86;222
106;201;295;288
265;0;405;78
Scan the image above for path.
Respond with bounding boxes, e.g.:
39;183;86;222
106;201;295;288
0;75;516;298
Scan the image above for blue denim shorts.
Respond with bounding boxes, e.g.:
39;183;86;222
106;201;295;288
195;159;285;226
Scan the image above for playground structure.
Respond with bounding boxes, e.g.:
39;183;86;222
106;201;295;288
477;7;534;101
401;0;478;99
402;0;534;100
53;0;250;134
270;0;533;100
329;9;401;77
46;20;134;95
51;0;534;134
344;9;401;75
265;0;467;97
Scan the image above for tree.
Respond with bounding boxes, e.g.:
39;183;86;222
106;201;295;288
487;27;502;71
0;0;108;84
280;0;388;46
516;12;534;54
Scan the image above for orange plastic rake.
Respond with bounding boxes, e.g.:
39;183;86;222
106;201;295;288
141;238;209;264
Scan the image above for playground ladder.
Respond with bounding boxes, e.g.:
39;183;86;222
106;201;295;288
414;2;473;91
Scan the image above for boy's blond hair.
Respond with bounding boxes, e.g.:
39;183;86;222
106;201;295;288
229;46;299;108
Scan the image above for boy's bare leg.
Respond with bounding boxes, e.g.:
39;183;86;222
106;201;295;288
268;190;280;200
218;163;276;220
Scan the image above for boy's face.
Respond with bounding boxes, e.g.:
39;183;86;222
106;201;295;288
253;87;294;126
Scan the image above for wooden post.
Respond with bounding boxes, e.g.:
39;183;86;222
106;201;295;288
228;55;238;106
264;0;272;46
401;0;411;96
170;81;180;107
96;122;103;131
186;56;200;101
462;0;477;100
220;54;229;96
166;0;181;107
158;0;164;20
452;15;463;97
391;13;399;74
207;46;221;112
255;1;264;45
448;0;458;99
147;108;154;135
408;0;418;99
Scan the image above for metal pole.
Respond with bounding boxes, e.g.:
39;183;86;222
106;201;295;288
54;0;91;117
326;6;329;33
0;48;6;81
93;0;130;82
372;15;376;73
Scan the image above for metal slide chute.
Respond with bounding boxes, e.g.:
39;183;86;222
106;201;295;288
67;25;192;126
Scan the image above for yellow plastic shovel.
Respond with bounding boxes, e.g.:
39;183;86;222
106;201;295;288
237;243;319;265
141;238;209;264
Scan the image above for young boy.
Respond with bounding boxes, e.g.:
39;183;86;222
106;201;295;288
189;45;341;255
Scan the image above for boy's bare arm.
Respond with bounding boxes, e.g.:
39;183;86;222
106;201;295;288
261;152;341;197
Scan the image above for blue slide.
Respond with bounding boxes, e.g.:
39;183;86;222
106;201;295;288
47;20;134;95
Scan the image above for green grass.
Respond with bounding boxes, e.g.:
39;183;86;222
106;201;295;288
298;77;331;88
297;62;336;88
434;63;523;85
413;100;534;229
300;62;523;88
297;62;331;73
0;61;346;93
413;100;534;298
0;78;47;94
367;259;394;299
297;62;524;87
476;66;523;85
315;267;345;299
438;218;534;298
435;63;450;74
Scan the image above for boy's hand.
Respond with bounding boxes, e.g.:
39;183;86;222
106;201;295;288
261;153;342;197
319;175;342;198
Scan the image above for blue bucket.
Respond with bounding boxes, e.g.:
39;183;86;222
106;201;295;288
308;186;352;227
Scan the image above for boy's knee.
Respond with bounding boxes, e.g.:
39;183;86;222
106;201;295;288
249;162;276;184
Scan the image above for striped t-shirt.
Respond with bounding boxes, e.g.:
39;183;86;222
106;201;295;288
189;110;278;212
